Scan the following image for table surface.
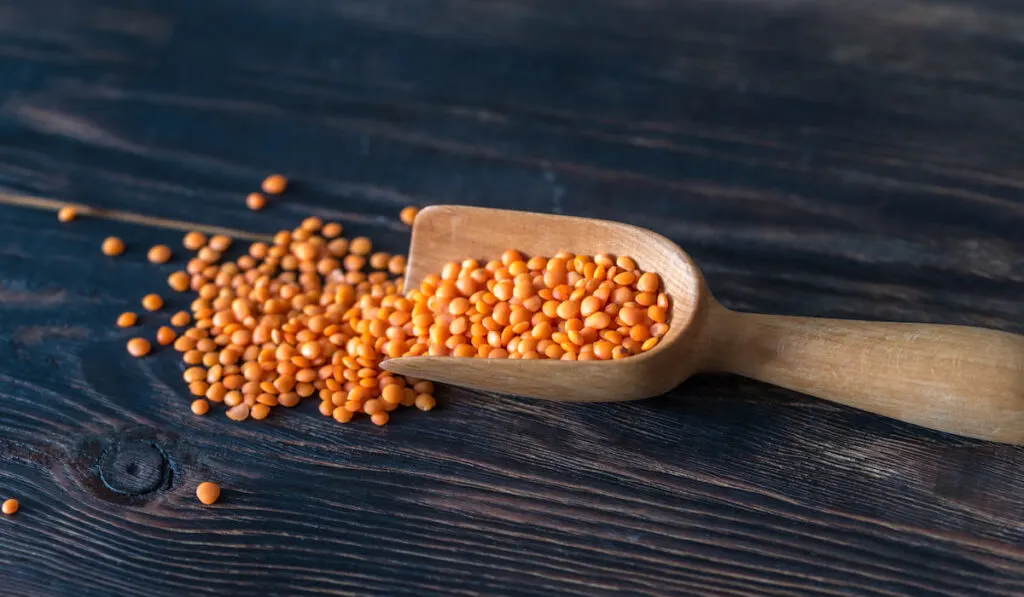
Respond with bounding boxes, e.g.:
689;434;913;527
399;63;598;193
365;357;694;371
1;1;1022;596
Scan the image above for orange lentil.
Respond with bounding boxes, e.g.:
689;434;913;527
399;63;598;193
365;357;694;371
191;399;210;415
117;312;138;328
168;271;190;292
399;206;419;226
209;235;232;252
415;394;436;411
369;252;390;270
183;231;207;251
156;326;177;346
148;245;172;264
648;305;667;323
2;499;18;515
58;206;78;222
197;246;221;264
223;390;243;407
246;192;267;210
170;311;191;327
101;237;125;256
262;174;288;195
251;403;271;420
142;294;163;311
127;338;151;357
196;482;220;505
637;272;660;293
322;222;343;238
349;237;372;256
206;381;229;402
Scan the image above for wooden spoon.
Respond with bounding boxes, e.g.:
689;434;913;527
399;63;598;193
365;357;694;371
382;205;1024;444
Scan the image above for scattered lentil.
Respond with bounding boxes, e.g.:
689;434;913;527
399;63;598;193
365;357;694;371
127;338;151;357
246;192;266;210
196;482;220;505
209;235;232;252
1;499;18;515
117;312;138;328
183;231;207;251
191;399;210;415
168;271;190;292
148;245;172;264
262;174;287;195
58;206;77;222
399;206;419;226
101;237;125;256
157;326;177;346
142;294;164;311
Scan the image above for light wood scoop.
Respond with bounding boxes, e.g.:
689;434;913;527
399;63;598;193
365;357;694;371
382;206;1024;444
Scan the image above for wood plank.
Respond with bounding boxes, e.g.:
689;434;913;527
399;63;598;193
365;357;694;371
0;0;1021;595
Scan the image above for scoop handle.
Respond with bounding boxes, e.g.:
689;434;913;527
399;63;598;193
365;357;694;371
702;306;1024;444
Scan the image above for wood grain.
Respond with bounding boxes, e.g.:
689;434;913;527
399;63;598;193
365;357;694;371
0;0;1022;595
705;306;1024;444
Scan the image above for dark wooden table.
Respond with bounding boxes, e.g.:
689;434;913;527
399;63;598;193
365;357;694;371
1;1;1022;595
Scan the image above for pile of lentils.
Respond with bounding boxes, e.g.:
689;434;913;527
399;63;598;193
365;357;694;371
85;175;670;426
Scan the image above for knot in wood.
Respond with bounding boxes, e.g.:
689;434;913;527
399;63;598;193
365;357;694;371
97;440;170;496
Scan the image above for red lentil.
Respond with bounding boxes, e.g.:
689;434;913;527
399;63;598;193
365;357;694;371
58;206;77;222
196;482;220;505
117;312;138;328
246;192;266;210
183;232;207;251
102;237;125;256
156;326;177;346
399;206;419;226
142;294;164;311
262;174;288;195
127;338;151;357
148;245;172;264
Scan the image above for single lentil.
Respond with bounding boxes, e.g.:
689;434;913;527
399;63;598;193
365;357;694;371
156;326;177;346
262;174;287;195
58;206;77;222
101;237;125;256
148;245;172;264
209;235;232;252
142;294;164;311
1;499;18;515
127;338;151;357
170;311;191;327
117;312;138;328
167;271;190;292
196;482;220;505
399;206;419;226
246;192;266;210
183;231;207;251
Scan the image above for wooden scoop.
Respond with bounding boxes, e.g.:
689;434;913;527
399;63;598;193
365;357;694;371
382;205;1024;444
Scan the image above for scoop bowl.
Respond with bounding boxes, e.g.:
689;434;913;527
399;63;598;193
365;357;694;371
383;205;711;402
